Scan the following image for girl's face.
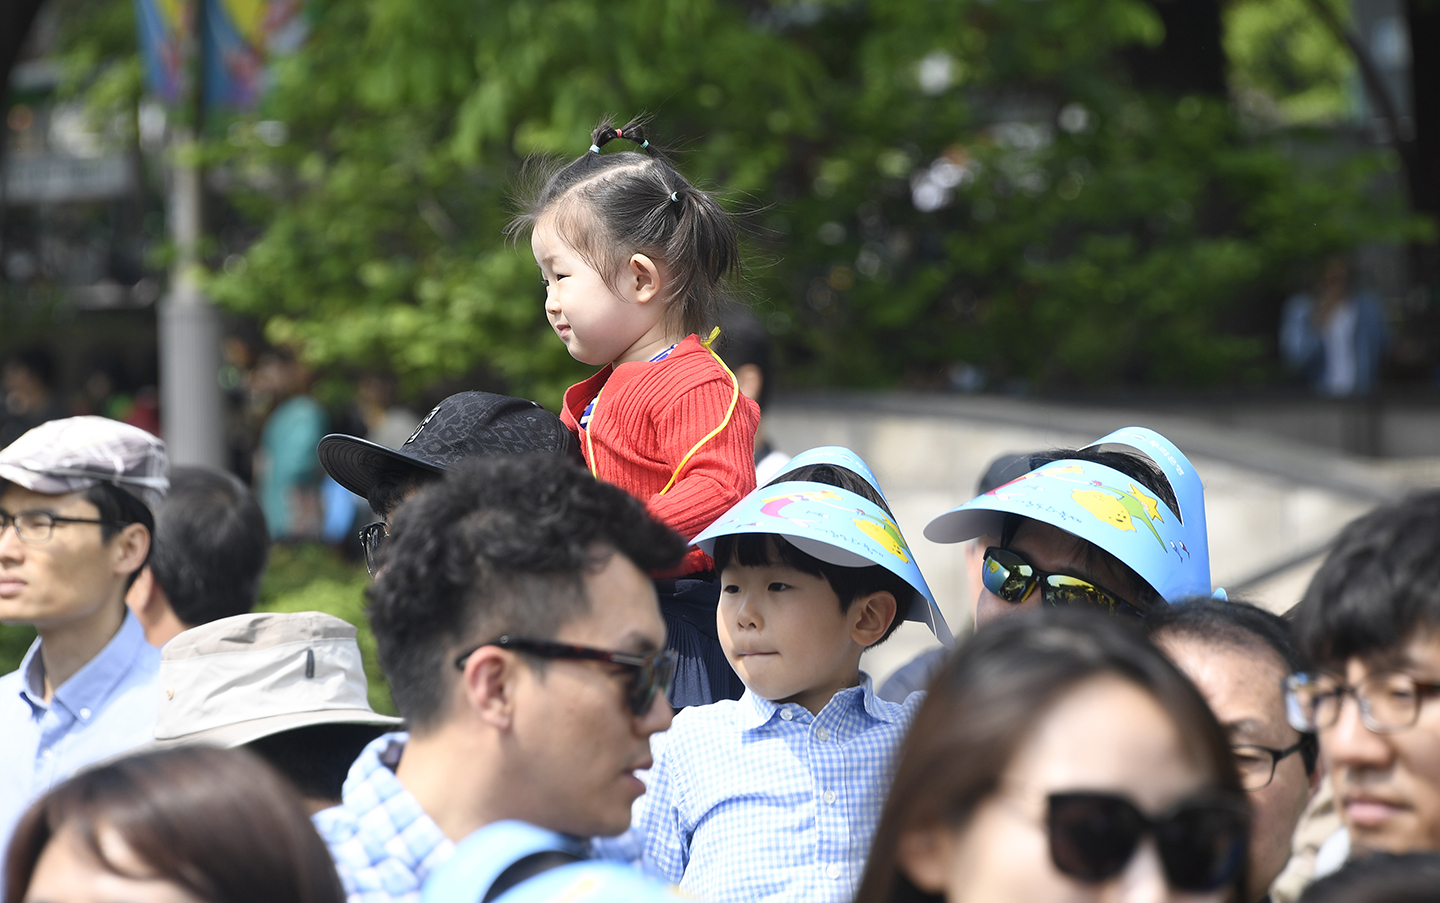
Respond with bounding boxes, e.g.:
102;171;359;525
900;675;1230;903
24;824;204;903
531;215;674;367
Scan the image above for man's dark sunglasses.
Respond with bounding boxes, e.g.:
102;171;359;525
453;635;676;716
1046;792;1247;891
982;547;1143;618
359;521;388;577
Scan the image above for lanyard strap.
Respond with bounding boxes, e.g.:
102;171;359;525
585;327;741;496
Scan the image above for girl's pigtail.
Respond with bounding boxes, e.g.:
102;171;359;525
589;123;621;156
666;185;740;333
614;120;654;155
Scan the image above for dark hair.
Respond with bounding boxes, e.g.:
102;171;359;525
508;117;740;337
715;462;908;646
245;723;385;806
715;312;773;408
367;455;688;729
149;467;269;628
2;746;344;903
1033;447;1180;517
977;453;1034;496
768;462;894;515
366;471;436;521
1298;852;1440;903
1293;490;1440;669
82;483;156;590
7;347;56;387
855;609;1244;903
1147;597;1318;774
1000;446;1179;611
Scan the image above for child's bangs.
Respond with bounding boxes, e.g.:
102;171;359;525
711;533;827;578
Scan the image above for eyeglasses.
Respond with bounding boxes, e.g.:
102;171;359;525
982;547;1143;618
1284;672;1440;733
1232;740;1308;791
453;635;676;716
0;510;122;544
359;522;388;577
1044;792;1247;892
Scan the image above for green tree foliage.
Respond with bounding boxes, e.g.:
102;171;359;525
195;0;1426;397
1226;0;1355;124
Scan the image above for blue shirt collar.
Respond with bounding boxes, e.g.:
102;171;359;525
736;672;894;731
18;612;153;721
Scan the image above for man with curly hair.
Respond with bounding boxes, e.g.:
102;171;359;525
315;455;686;902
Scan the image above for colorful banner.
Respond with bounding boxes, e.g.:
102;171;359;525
134;0;308;110
202;0;308;110
134;0;188;104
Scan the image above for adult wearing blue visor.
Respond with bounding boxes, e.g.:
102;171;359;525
925;427;1214;627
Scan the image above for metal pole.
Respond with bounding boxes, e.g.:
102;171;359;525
158;0;224;468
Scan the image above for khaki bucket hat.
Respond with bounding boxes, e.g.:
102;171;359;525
148;611;401;749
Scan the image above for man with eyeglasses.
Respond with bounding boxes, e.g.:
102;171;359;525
0;416;168;860
315;455;686;902
1148;598;1323;903
1288;489;1440;863
925;426;1216;627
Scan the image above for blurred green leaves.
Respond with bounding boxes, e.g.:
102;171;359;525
193;0;1427;399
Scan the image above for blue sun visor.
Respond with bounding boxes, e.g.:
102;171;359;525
922;427;1211;603
694;478;953;645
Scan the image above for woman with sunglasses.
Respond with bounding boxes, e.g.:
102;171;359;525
855;609;1248;903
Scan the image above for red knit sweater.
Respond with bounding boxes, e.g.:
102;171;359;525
561;334;760;574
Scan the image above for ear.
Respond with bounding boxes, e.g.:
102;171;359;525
624;253;663;305
123;565;158;619
460;646;520;731
896;822;955;893
110;523;150;579
850;590;898;647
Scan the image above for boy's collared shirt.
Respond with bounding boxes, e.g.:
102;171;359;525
628;675;922;903
0;611;160;860
314;732;455;903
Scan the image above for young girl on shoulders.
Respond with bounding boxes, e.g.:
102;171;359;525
511;119;760;706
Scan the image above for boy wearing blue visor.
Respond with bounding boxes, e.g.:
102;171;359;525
925;426;1215;626
624;447;950;902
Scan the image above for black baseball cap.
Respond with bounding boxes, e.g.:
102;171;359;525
317;392;580;500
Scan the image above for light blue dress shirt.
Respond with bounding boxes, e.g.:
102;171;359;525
624;676;923;903
314;733;455;903
0;612;160;859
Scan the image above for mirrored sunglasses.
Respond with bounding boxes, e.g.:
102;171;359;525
982;547;1143;618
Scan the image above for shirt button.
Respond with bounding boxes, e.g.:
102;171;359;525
814;727;830;742
780;709;794;721
41;748;52;758
79;708;91;720
823;790;837;805
826;863;842;880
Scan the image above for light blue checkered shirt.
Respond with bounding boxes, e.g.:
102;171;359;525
314;733;455;903
627;676;922;903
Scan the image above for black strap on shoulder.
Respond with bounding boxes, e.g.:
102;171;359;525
481;850;585;903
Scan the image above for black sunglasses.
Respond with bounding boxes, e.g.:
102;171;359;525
454;635;676;716
359;522;388;577
982;547;1144;618
1045;792;1247;892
